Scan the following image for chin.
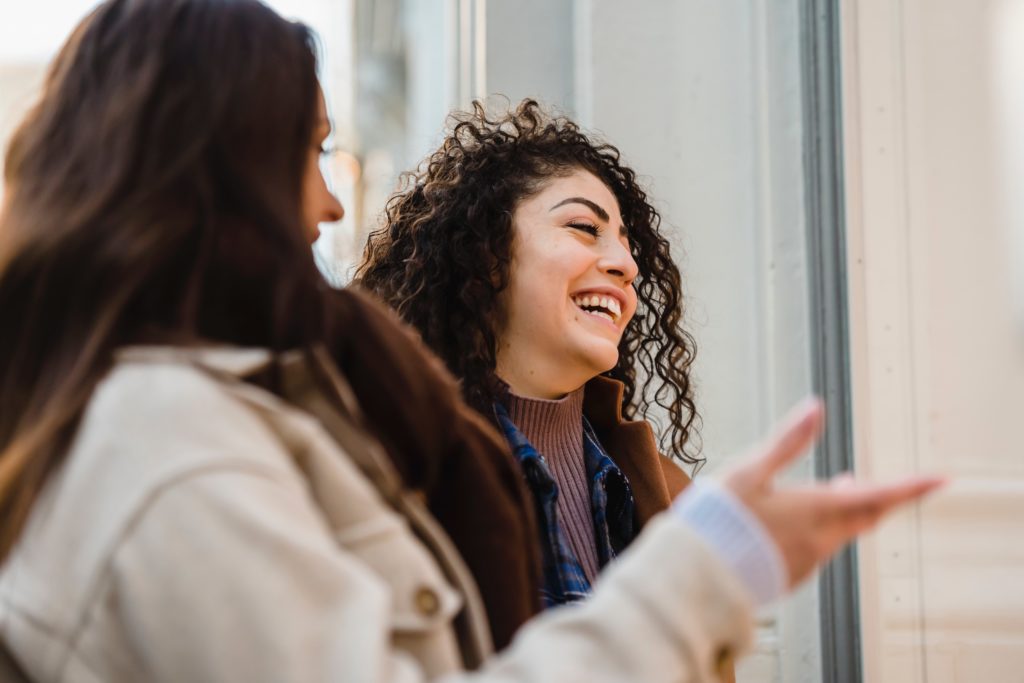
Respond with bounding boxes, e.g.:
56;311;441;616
567;334;621;380
584;350;620;377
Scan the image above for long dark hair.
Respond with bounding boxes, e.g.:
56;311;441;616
357;100;702;468
0;0;325;561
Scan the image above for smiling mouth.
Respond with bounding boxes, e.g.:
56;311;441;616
571;293;622;325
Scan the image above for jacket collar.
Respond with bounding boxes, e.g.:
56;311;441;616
581;375;691;525
581;375;631;431
115;345;274;377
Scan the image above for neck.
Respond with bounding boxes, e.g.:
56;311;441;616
495;346;588;400
498;376;570;401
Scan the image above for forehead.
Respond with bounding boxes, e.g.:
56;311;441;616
532;170;622;217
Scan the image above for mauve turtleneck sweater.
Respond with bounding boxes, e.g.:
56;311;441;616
503;386;600;583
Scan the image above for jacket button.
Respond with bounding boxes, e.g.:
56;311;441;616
414;586;441;617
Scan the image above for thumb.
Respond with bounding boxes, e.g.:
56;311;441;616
747;397;824;486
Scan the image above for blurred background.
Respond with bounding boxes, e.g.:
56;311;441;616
2;1;1022;680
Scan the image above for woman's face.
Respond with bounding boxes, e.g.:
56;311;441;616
495;169;639;399
300;90;344;243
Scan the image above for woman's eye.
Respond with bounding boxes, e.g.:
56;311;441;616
567;221;600;236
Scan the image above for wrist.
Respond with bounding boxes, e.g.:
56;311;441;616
671;479;788;606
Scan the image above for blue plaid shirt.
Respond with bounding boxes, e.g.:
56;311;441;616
494;403;638;607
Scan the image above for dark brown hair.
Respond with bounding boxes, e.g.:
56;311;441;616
357;100;702;468
0;0;325;561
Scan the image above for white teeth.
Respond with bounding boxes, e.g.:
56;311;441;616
571;293;622;322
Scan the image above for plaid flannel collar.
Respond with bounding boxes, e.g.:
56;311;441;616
494;402;637;607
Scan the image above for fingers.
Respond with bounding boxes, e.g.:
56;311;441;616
795;476;946;569
819;476;947;541
747;397;825;485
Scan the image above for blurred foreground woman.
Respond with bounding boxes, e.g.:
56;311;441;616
0;1;941;681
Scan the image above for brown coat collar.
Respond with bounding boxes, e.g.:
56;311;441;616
583;376;692;525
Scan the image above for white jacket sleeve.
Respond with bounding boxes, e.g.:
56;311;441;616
108;464;753;683
673;479;787;607
470;514;754;683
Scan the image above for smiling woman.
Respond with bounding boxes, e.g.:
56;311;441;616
356;99;707;655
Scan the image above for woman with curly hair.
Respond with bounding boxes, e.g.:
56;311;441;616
358;100;706;617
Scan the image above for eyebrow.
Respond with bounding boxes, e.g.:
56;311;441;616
549;197;610;222
549;196;630;238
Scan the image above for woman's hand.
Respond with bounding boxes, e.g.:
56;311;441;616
722;399;945;588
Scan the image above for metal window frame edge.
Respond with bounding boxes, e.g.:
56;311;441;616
799;1;862;682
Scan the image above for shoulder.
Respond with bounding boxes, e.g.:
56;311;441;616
657;455;691;497
84;351;295;471
58;348;311;533
583;377;692;519
0;350;313;661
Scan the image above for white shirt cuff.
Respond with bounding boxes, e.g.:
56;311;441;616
671;479;787;606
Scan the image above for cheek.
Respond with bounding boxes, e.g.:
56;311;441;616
622;292;640;326
499;270;541;335
510;242;565;301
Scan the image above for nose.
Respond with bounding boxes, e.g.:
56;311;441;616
601;239;639;283
322;189;344;225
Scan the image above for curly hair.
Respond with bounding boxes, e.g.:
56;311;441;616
357;99;702;468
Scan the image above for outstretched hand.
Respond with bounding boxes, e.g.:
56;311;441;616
722;399;945;588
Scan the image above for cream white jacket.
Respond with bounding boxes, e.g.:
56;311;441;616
0;347;752;682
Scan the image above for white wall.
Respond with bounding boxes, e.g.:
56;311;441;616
994;1;1024;331
484;0;575;112
842;0;1024;679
